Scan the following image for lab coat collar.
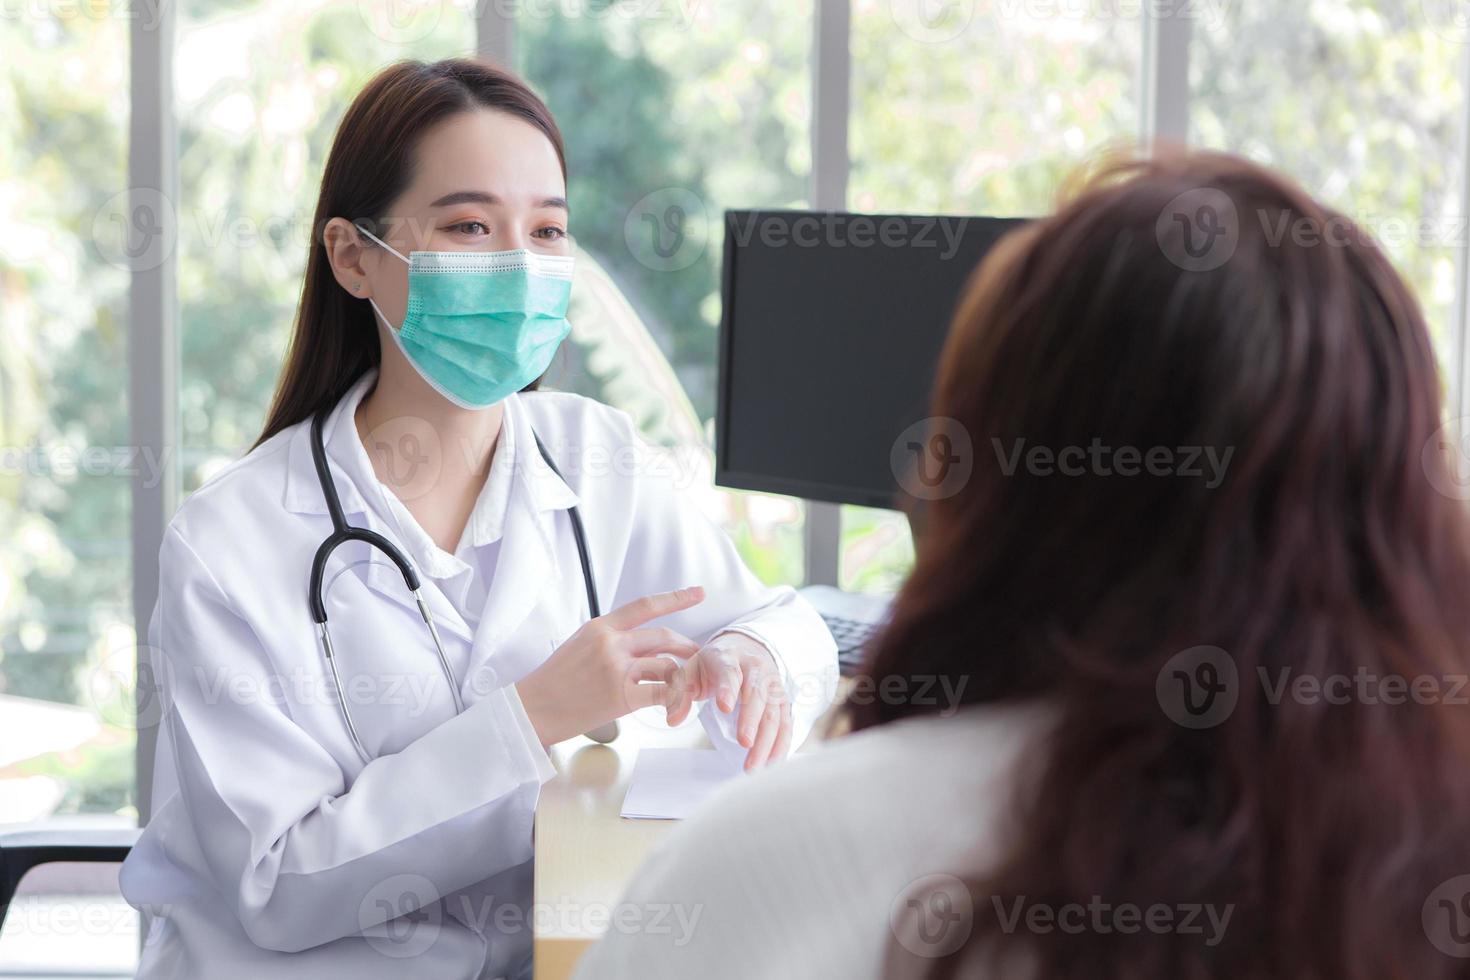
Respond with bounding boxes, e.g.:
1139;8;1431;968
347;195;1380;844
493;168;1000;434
457;473;560;703
458;393;517;551
461;388;584;545
279;371;584;662
281;371;581;521
281;371;377;519
277;373;474;645
453;392;588;701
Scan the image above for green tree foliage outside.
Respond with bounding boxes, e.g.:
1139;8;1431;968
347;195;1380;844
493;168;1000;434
3;0;1464;821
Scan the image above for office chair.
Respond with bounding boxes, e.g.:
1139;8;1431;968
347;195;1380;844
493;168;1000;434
0;827;139;974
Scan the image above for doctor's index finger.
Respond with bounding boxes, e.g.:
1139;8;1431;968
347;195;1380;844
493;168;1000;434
601;586;706;631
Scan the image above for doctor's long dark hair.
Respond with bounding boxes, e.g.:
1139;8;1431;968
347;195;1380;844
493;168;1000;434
254;59;566;448
855;151;1470;978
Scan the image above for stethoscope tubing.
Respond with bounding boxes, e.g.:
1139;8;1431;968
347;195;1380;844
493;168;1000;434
308;402;599;763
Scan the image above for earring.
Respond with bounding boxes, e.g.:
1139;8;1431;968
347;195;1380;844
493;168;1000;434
353;282;362;292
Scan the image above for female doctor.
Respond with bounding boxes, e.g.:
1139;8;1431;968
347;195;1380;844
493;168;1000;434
120;58;837;979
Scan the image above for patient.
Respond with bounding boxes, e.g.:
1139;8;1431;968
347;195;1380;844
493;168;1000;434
575;151;1470;979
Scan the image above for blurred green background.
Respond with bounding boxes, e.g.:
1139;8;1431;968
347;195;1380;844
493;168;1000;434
1;0;1464;824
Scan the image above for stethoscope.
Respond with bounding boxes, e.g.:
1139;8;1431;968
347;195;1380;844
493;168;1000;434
308;404;603;764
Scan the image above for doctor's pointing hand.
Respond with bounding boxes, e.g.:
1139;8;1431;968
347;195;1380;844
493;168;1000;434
517;586;796;770
119;57;836;980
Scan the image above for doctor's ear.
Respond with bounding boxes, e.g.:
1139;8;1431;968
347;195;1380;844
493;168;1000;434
322;217;375;300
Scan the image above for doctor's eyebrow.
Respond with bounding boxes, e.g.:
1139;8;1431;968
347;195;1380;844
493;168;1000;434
428;190;569;212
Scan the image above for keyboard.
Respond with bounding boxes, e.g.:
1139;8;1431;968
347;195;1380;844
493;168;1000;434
800;585;890;677
822;613;877;675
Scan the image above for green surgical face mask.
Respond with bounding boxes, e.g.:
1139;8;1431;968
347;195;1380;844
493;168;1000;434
356;223;574;409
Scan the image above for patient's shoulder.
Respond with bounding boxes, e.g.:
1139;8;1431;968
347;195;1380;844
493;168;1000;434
576;703;1054;980
709;700;1054;845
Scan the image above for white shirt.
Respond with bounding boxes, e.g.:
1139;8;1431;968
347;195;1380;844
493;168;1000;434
120;373;838;980
573;703;1055;980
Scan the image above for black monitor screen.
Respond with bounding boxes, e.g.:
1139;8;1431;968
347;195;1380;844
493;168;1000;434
716;210;1029;509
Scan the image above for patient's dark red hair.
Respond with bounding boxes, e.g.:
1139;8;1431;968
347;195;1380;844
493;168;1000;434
853;150;1470;979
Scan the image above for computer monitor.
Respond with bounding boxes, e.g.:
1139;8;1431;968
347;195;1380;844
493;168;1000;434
715;209;1030;510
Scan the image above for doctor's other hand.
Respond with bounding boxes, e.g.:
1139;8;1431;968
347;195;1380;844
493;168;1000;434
666;632;793;772
514;587;706;747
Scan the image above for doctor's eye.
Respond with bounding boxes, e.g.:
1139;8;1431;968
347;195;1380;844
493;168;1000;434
532;225;567;242
446;220;491;238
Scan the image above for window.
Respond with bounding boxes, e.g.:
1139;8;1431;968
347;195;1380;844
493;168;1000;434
0;9;138;974
841;0;1144;592
5;10;1470;973
1;9;132;827
1191;0;1467;373
850;0;1141;215
175;0;475;491
517;3;814;588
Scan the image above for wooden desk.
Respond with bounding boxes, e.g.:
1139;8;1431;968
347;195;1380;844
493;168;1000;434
531;710;707;980
531;693;849;980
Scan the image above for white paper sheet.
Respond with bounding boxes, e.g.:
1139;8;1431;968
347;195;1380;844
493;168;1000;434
699;702;752;769
619;748;743;820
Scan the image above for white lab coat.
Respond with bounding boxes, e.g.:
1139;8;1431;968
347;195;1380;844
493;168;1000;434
119;375;838;979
